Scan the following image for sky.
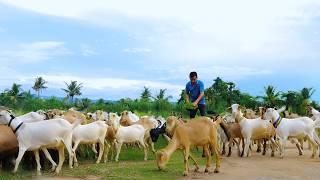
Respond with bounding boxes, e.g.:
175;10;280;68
1;0;320;101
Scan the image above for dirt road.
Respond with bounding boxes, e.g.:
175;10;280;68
185;144;320;180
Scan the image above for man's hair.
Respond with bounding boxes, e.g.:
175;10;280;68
189;71;197;78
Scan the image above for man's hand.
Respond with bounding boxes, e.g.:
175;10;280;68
192;101;198;107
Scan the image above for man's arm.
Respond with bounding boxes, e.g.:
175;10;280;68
192;92;204;106
185;84;190;103
192;81;205;106
185;93;190;103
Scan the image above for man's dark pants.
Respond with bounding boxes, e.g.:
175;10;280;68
189;104;206;118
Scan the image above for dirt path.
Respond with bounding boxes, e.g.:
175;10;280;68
185;144;320;180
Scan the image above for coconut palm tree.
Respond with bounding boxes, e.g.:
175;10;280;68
32;76;47;98
262;85;281;107
61;81;83;102
154;89;172;101
5;83;23;103
140;86;151;101
281;91;298;112
299;87;315;115
300;87;315;102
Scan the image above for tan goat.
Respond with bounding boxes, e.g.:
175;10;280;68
156;116;221;176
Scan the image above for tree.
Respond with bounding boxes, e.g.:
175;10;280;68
153;89;173;113
5;83;23;103
75;98;92;110
32;76;47;98
299;87;315;115
153;89;172;101
61;81;83;102
140;86;151;101
178;90;186;104
300;87;315;102
281;91;299;112
262;85;281;107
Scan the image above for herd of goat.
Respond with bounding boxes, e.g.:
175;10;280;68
0;104;320;176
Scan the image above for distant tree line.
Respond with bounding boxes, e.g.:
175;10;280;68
0;76;319;117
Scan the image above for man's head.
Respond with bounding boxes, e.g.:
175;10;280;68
189;71;198;84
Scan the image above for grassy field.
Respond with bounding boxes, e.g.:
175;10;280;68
0;136;216;180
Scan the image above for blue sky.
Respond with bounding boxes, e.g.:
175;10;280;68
1;0;320;101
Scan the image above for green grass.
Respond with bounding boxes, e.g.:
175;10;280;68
0;137;216;180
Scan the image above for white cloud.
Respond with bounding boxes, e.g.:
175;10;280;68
80;44;97;56
122;48;151;53
2;0;320;63
0;41;71;63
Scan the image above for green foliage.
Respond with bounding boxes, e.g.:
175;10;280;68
140;86;152;101
0;77;319;117
61;81;83;102
32;76;47;98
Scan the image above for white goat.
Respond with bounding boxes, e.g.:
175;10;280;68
231;104;277;157
128;111;139;122
111;119;147;162
71;121;108;166
307;106;320;121
17;111;59;170
264;108;320;158
0;110;80;175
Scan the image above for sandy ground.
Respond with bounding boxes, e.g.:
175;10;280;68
185;144;320;180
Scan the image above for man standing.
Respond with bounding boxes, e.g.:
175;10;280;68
185;71;206;118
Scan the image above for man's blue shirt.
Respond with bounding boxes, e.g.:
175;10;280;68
186;80;205;105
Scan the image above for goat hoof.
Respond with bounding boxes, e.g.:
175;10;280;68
51;166;57;171
214;169;220;173
204;169;209;173
271;154;275;157
311;155;315;159
194;167;199;172
299;153;303;156
183;171;189;176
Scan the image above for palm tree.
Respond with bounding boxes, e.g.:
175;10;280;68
61;81;83;102
299;87;315;115
281;91;298;112
32;76;47;98
5;83;23;103
262;85;281;107
153;89;172;101
140;86;151;101
300;87;315;102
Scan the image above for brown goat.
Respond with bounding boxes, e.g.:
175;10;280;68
220;121;244;157
156;117;221;176
0;125;18;168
